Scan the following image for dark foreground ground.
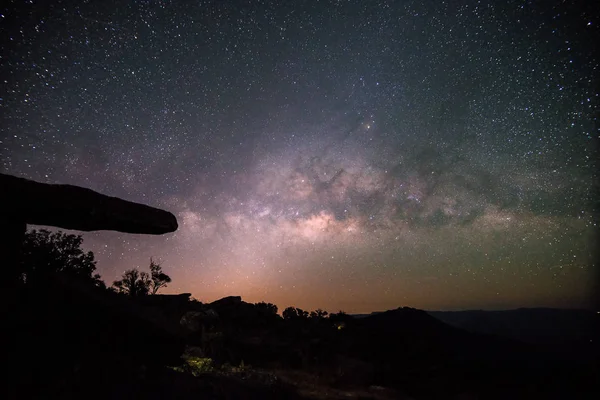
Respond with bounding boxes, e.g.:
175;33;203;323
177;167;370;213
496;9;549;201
3;280;599;399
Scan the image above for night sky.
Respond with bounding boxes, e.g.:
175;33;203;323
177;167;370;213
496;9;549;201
2;0;598;312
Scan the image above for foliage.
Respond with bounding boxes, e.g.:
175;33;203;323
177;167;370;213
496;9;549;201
310;309;328;320
170;357;214;376
283;307;332;321
255;301;278;315
149;258;172;294
112;258;172;296
20;229;104;288
283;307;309;320
112;269;151;297
329;311;351;329
329;311;350;323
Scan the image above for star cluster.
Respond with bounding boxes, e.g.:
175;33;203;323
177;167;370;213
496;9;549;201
1;0;598;312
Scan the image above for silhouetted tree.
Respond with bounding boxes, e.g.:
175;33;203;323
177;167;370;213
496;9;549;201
283;306;309;320
112;258;172;296
329;310;352;326
19;229;105;288
255;301;278;315
310;309;328;320
112;269;151;297
149;258;171;294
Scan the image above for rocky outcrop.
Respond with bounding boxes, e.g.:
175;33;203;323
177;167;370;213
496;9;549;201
0;173;178;234
209;296;242;308
141;293;193;308
0;173;178;286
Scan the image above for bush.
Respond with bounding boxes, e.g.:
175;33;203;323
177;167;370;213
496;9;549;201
171;356;214;376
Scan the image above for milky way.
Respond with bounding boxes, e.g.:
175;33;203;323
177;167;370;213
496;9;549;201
1;0;598;312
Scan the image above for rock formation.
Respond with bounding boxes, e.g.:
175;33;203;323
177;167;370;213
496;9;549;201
0;172;178;286
0;173;178;234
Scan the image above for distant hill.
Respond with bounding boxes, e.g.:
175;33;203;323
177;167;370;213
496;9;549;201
351;307;546;363
354;308;598;349
427;308;599;360
340;307;581;397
